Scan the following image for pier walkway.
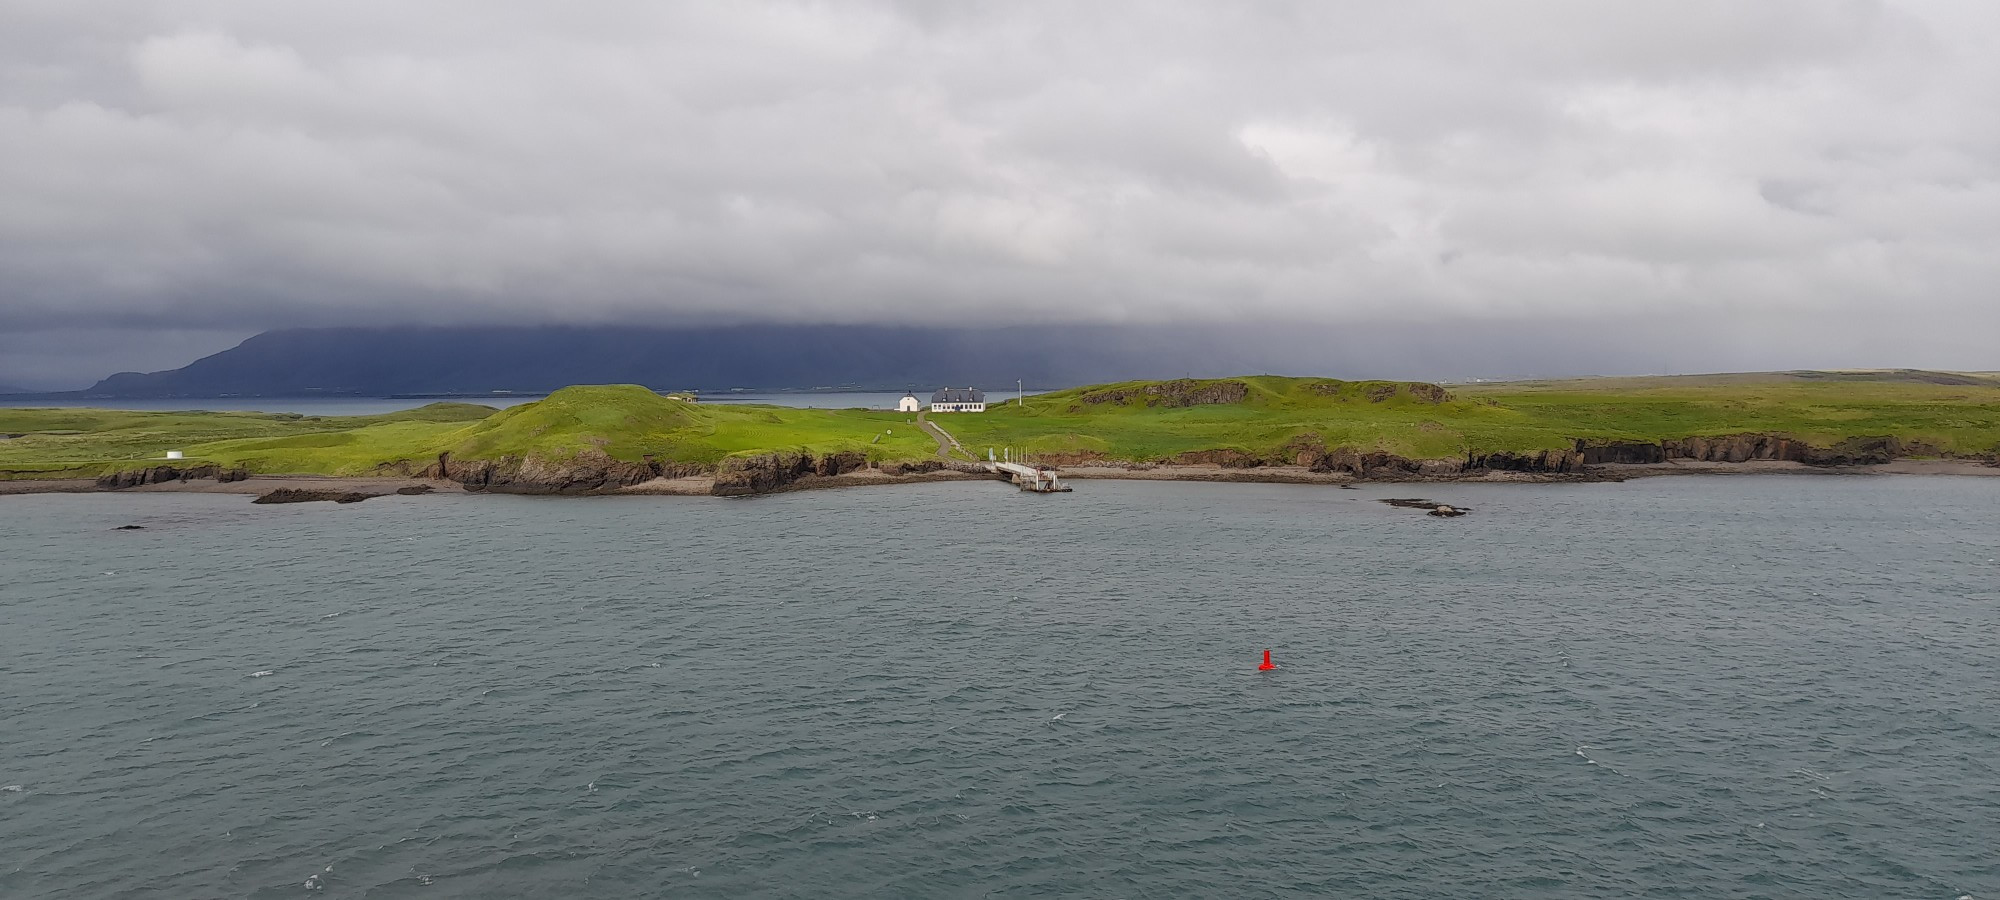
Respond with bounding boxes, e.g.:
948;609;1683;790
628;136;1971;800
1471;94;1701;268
987;460;1070;492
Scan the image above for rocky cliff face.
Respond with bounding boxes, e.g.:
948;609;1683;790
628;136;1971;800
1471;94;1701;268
1660;434;1813;463
96;464;249;488
398;448;903;496
709;449;932;496
1466;449;1586;474
408;451;692;495
86;449;949;498
1217;431;1955;480
1576;441;1667;465
1578;434;1940;467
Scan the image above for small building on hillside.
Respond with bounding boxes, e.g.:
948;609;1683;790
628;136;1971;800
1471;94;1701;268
898;391;922;413
931;387;986;413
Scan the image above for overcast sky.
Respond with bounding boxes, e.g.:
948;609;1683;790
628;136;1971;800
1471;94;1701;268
3;1;1998;387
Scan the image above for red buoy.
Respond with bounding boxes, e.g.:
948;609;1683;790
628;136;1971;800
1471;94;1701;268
1259;649;1276;671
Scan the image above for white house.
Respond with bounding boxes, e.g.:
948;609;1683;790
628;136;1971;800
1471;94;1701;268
930;387;986;413
898;391;922;413
164;450;185;460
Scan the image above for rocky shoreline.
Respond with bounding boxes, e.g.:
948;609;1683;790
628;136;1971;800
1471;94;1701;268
3;435;1996;501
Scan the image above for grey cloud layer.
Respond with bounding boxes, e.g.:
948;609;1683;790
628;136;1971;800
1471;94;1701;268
3;1;1997;360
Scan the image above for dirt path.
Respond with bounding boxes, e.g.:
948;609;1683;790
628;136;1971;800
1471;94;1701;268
916;411;969;460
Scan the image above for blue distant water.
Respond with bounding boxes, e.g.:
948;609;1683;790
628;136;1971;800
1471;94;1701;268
2;476;1997;898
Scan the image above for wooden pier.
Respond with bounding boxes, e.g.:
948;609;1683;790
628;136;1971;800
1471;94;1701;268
988;461;1071;493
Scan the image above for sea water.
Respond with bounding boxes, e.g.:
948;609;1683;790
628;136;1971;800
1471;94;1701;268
2;476;1996;898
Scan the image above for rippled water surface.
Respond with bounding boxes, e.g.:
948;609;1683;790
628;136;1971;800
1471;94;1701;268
3;477;1998;898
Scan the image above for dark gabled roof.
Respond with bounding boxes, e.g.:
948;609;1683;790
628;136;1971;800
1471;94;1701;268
931;387;984;403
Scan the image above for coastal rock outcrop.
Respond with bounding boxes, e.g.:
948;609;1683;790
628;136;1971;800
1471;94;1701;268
1298;449;1426;478
394;449;931;497
1575;434;1926;467
1576;441;1667;465
95;464;250;489
711;451;818;496
878;459;950;476
1106;429;1954;483
1288;443;1588;478
1663;434;1812;463
710;450;905;496
420;452;663;494
1805;435;1916;466
813;450;870;477
1467;449;1585;474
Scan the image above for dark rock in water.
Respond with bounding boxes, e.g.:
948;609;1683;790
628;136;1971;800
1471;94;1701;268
394;484;435;495
252;488;380;505
1380;498;1472;516
113;524;146;530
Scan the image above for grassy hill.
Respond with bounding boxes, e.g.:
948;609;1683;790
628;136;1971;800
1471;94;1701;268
0;386;937;478
4;374;1999;481
936;376;1503;461
1454;371;2000;454
428;384;935;465
938;373;2000;463
0;403;498;478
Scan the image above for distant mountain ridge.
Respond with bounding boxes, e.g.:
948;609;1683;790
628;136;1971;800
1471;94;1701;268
66;324;1996;400
77;325;1286;398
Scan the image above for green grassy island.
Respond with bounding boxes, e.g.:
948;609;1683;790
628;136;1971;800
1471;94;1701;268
3;371;1998;495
